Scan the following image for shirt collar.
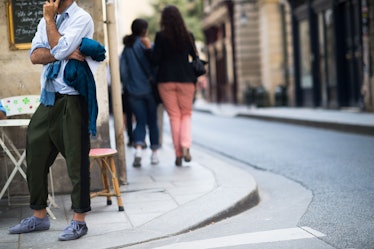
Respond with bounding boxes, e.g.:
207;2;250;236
59;1;78;16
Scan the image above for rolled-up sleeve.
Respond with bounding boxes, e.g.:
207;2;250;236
51;13;94;60
30;19;49;55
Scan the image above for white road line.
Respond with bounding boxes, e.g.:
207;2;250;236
152;227;325;249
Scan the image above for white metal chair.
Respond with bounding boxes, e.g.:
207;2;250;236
0;95;58;219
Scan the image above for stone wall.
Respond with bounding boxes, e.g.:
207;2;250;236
235;1;261;103
258;0;293;106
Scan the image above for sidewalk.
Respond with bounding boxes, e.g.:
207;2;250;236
0;133;258;249
193;99;374;136
1;100;373;249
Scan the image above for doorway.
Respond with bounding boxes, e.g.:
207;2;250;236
336;0;363;107
317;8;338;108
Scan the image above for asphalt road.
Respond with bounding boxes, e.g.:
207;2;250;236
163;111;374;249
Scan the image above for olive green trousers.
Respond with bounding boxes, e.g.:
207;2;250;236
26;94;91;213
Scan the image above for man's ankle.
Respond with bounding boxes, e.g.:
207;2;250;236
72;213;86;222
33;209;47;219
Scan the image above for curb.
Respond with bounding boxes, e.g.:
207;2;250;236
237;113;374;136
193;105;374;136
113;146;259;248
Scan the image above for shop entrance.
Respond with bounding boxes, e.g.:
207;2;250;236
336;0;363;107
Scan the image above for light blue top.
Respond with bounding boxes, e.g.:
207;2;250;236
30;2;94;95
0;101;6;115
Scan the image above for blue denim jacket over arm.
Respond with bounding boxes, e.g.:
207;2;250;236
119;38;152;96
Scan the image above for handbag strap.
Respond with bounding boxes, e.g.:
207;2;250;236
188;33;200;60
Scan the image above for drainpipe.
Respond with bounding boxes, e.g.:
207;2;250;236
105;0;127;184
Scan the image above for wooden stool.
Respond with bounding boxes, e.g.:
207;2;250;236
89;148;124;211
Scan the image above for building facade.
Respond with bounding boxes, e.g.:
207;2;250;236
202;0;374;111
289;0;373;110
202;0;293;106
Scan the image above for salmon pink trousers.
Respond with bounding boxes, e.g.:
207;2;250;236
158;82;196;157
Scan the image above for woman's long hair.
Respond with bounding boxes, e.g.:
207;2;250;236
123;18;148;47
160;5;191;52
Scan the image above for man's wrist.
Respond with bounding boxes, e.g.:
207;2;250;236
45;19;56;26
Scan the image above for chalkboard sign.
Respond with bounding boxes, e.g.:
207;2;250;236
7;0;45;50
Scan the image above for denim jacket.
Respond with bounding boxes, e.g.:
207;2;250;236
0;101;6;115
119;38;153;96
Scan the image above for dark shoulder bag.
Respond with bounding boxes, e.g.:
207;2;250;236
189;36;207;77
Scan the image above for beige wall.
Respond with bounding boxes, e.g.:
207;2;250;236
0;1;41;97
235;1;261;103
259;0;284;105
116;0;153;53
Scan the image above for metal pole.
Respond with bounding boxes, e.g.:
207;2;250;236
157;105;164;146
105;0;127;184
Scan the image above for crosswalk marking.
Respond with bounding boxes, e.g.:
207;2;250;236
152;227;325;249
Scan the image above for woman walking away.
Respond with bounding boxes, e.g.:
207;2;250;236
151;5;197;167
120;18;160;167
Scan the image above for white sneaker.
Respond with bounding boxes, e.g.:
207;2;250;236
151;153;159;165
135;148;142;157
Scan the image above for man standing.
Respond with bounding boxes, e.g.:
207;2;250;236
9;0;94;241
